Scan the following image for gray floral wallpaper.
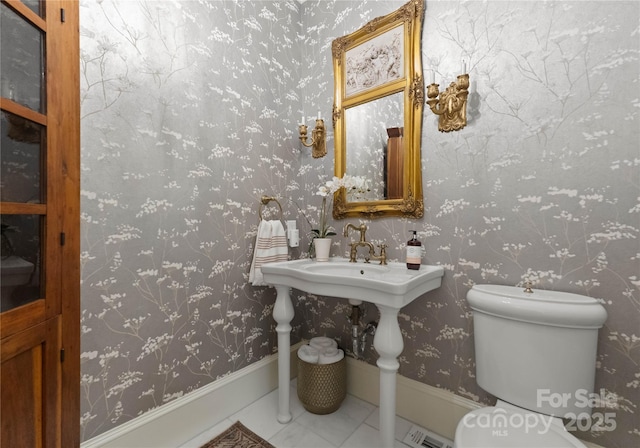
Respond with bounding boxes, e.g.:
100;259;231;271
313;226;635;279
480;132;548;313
79;0;306;440
79;1;639;447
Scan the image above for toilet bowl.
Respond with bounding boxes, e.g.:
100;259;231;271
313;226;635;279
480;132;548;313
454;284;607;448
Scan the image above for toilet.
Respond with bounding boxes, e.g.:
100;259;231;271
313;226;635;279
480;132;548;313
454;284;608;448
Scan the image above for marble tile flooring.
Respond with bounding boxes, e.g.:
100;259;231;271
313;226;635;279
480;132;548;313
180;380;413;448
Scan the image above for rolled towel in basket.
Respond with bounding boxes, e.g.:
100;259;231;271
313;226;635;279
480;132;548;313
297;344;319;364
322;346;339;357
309;337;337;351
318;348;344;365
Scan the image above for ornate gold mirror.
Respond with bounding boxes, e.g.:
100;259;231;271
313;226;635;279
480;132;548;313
332;0;424;219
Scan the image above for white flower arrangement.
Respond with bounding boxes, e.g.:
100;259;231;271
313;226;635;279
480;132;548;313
312;174;369;239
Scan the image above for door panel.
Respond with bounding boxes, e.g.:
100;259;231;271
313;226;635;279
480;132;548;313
1;316;61;448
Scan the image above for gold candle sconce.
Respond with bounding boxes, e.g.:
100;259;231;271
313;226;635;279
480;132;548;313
299;115;326;158
426;70;469;133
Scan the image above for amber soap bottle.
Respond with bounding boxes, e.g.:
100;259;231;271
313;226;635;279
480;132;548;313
406;230;422;270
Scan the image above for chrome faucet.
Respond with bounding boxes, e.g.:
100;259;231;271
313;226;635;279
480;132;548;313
343;223;387;265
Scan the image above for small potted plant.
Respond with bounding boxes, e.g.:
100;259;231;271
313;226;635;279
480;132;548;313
311;175;369;261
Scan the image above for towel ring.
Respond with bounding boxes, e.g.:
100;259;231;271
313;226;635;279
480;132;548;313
259;195;283;221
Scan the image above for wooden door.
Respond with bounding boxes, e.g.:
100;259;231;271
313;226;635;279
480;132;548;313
0;0;80;447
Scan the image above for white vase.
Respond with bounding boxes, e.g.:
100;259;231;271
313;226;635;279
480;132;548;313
313;238;332;262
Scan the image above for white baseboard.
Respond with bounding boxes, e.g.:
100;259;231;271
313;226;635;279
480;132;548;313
345;358;603;448
82;345;603;448
81;342;303;448
345;357;481;441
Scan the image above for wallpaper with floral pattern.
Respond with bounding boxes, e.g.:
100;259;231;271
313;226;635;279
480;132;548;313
80;1;639;447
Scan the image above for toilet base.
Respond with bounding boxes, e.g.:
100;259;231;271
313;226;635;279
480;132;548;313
454;400;586;448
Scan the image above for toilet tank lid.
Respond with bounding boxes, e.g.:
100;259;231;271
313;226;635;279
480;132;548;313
467;284;607;329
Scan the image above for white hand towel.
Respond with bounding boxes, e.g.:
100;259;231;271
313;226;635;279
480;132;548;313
319;348;344;365
297;344;320;364
322;346;339;358
249;220;288;286
309;336;338;351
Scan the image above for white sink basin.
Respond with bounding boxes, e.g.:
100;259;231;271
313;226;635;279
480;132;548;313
261;257;444;308
301;262;389;277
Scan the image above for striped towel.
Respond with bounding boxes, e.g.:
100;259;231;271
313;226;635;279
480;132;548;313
249;220;288;286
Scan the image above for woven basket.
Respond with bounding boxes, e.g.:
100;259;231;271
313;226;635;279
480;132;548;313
297;355;347;414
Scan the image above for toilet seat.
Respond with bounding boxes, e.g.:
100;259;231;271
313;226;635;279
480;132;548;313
454;404;586;448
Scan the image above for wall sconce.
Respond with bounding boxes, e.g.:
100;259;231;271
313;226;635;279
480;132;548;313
299;112;326;158
426;62;469;132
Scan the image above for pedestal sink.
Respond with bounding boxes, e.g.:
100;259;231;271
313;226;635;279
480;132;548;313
261;257;444;447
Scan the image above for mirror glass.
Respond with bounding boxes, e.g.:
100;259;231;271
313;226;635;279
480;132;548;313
345;92;404;202
332;0;424;219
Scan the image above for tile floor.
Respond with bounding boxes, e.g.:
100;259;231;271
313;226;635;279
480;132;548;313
180;380;414;448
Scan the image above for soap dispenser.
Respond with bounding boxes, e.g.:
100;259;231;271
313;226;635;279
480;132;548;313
406;230;422;270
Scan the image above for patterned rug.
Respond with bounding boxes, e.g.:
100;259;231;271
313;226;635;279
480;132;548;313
199;421;275;448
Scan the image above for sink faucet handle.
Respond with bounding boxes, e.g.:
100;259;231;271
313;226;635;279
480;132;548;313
377;244;388;265
348;242;358;263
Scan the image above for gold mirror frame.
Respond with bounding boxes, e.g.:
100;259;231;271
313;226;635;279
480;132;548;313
332;0;424;219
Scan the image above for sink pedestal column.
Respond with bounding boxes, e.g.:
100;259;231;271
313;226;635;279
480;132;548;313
374;304;403;448
273;286;294;423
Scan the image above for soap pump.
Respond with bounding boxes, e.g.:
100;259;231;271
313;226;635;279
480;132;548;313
406;230;422;270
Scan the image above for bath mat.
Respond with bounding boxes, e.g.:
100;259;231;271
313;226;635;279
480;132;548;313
199;421;275;448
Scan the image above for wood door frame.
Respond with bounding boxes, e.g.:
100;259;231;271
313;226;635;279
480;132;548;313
46;1;81;446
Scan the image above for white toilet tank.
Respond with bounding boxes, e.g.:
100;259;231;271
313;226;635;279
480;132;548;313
467;284;607;418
